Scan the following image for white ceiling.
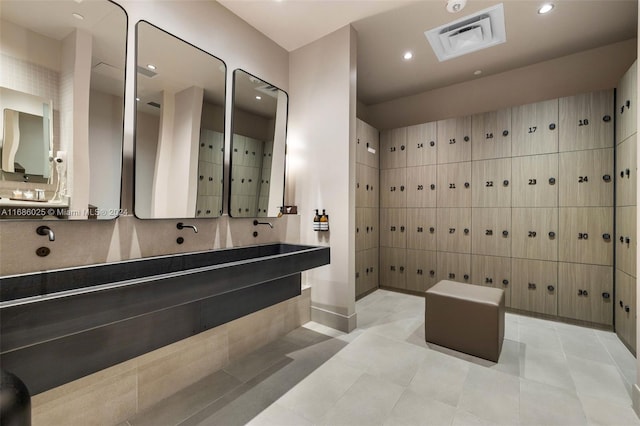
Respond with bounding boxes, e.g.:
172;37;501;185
218;0;638;105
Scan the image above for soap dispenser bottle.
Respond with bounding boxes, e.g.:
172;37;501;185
320;209;329;231
313;209;321;231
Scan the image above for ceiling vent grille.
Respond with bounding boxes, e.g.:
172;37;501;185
425;3;506;62
137;65;157;78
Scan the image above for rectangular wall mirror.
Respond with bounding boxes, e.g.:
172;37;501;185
0;0;127;220
230;69;287;218
134;21;226;219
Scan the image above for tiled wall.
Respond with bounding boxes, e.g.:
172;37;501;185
30;286;310;425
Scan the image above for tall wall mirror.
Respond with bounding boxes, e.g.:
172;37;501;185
0;0;126;219
230;69;287;218
134;21;226;219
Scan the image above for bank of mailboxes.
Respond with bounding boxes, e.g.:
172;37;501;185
378;89;621;326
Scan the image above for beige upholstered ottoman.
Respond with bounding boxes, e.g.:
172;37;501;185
425;280;505;362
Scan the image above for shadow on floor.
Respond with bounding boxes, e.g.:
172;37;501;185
126;326;348;426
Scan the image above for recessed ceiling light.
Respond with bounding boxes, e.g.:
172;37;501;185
256;96;262;100
474;70;482;75
146;64;156;70
403;51;413;60
538;3;554;14
72;12;84;20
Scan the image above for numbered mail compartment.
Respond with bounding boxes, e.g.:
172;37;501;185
437;162;472;207
380;168;406;208
616;206;636;277
512;208;558;261
437;116;472;164
406;165;437;207
406;249;438;292
617;60;637;144
559;207;613;265
472;255;512;307
356;119;379;168
406;208;437;251
471;208;511;257
380;247;406;289
558;263;613;326
512;99;559;156
511;258;558;316
616;133;637;206
472;108;512;160
380;127;407;170
437;251;471;284
407;122;437;166
356;248;379;298
437;208;471;254
559;149;614;207
615;269;637;353
356;207;379;251
559;90;614;152
380;208;407;249
472;158;512;207
512;154;558;207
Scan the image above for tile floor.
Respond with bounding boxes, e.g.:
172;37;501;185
126;289;640;426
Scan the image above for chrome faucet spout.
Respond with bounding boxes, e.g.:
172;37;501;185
253;220;273;229
37;225;55;241
177;222;198;233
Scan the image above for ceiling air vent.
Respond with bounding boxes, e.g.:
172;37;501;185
425;3;506;62
137;65;157;78
147;101;161;108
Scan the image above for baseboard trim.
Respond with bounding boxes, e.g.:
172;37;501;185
311;305;357;333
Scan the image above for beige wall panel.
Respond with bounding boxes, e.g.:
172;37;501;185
512;99;559;156
471;255;512;307
511;258;558;315
406;249;438;292
380;127;407;169
512;154;558;207
437;208;471;254
558;263;612;325
471;158;512;208
437;116;472;164
471;208;511;257
471;108;512;160
437;162;472;207
512;208;558;261
616;133;637;206
558;207;613;265
407;122;437;167
380;247;406;289
615;269;636;353
406;165;437;208
380;168;406;208
406;208;437;251
365;165;380;208
616;206;636;277
559;149;614;207
437;252;471;284
380;208;406;249
559;90;614;152
616;60;637;144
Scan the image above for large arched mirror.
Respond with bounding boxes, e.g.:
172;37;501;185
134;21;226;219
229;69;287;218
0;0;127;219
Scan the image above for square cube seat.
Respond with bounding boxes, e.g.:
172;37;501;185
425;280;505;362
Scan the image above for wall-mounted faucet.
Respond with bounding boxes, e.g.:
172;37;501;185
253;220;273;229
36;225;55;241
177;222;198;233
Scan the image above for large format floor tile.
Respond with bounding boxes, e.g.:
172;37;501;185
128;289;638;426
